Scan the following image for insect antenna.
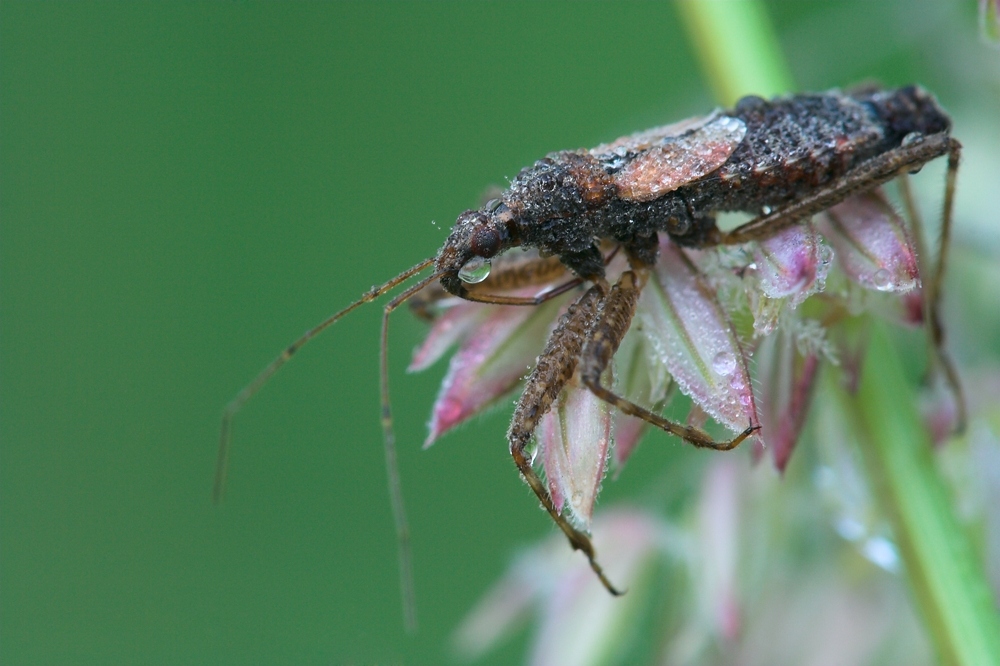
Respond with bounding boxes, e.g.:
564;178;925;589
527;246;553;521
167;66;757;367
376;268;446;633
214;256;435;504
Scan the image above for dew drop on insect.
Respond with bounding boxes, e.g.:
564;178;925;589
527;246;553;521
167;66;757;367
712;351;737;376
459;256;492;284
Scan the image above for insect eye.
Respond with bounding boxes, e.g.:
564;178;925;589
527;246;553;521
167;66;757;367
470;227;501;258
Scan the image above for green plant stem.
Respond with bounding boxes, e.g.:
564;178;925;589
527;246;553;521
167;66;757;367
676;3;1000;663
853;326;1000;665
674;0;793;105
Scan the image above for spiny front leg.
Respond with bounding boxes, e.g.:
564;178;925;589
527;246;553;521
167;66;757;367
581;270;758;450
507;283;623;595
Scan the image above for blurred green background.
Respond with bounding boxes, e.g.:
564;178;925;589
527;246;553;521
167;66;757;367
2;2;997;664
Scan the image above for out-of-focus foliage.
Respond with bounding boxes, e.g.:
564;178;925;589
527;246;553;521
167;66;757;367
2;1;997;664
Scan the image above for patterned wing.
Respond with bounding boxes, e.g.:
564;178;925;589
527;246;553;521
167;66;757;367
595;114;747;202
590;113;715;154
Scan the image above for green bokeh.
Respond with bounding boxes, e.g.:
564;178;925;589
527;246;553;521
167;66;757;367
2;2;994;664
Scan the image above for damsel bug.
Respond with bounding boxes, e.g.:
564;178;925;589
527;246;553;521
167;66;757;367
216;85;962;618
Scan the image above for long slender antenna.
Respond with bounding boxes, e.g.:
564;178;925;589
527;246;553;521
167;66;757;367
377;269;445;634
214;257;434;503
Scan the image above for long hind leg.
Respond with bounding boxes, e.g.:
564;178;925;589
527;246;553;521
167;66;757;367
718;133;959;246
899;144;966;432
507;283;624;595
581;270;758;450
932;142;965;431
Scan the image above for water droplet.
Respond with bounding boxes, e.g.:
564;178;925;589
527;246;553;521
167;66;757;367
712;351;737;376
873;268;893;291
862;536;900;573
458;256;492;283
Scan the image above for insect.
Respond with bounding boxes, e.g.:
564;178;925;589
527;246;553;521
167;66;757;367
216;85;962;616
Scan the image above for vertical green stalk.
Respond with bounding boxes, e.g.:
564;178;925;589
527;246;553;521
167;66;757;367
674;2;1000;663
853;327;1000;664
674;0;793;105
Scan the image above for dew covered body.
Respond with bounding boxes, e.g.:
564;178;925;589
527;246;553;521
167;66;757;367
438;86;952;289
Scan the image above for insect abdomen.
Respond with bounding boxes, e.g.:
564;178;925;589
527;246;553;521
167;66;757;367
717;94;883;194
695;87;950;212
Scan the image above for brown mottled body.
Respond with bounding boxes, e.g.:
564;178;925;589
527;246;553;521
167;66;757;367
436;85;953;290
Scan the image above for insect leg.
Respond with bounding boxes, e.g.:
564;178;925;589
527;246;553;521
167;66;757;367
455;277;585;306
719;134;961;246
916;142;966;431
377;271;455;633
507;284;624;595
580;270;758;450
